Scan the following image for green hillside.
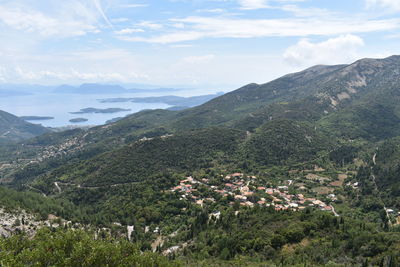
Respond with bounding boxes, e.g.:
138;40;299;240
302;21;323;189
242;119;331;167
45;127;245;187
0;110;49;143
3;56;400;266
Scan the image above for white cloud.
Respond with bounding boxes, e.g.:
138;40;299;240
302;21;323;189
13;67;145;83
121;16;400;44
111;17;130;23
280;5;334;17
0;2;101;37
238;0;269;10
182;54;215;64
196;8;225;13
9;66;149;83
0;48;150;84
366;0;400;11
137;21;164;30
114;28;144;34
237;0;306;10
119;4;148;8
283;34;365;66
170;44;194;48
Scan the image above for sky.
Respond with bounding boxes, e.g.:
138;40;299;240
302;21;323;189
0;0;399;90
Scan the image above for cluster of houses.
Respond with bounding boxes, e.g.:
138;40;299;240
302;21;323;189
171;173;335;214
34;136;86;162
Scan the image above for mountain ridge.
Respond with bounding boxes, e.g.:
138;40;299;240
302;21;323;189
2;55;400;266
0;110;50;143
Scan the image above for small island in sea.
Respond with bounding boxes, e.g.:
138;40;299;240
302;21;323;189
69;118;88;123
20;116;54;121
70;107;131;114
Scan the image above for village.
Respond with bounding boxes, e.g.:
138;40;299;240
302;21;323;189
171;172;338;215
0;134;87;179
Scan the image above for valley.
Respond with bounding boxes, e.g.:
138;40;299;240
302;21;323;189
1;56;400;265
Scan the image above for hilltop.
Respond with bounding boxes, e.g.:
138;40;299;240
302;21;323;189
2;55;400;265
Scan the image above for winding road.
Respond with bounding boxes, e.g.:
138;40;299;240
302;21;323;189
54;180;142;191
24;184;47;197
370;151;392;226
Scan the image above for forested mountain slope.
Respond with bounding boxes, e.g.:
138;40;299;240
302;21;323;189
171;55;400;130
0;110;49;143
3;55;400;266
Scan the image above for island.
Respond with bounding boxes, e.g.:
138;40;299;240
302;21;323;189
70;108;131;114
98;92;224;108
69;118;88;123
20;116;54;121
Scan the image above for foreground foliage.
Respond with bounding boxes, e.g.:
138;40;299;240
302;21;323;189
0;228;179;267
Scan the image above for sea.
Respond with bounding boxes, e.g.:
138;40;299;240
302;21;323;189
0;92;172;128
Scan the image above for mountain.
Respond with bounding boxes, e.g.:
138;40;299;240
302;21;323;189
3;55;400;266
99;92;224;108
171;56;400;131
54;83;183;94
0;110;50;143
6;55;400;183
7;55;400;184
54;83;129;94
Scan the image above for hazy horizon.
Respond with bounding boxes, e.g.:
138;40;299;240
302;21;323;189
0;0;399;89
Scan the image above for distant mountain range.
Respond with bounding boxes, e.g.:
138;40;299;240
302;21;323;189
2;55;400;265
99;92;224;108
53;83;183;95
9;54;400;189
0;83;187;95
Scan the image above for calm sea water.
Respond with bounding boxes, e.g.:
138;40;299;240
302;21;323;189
0;92;172;127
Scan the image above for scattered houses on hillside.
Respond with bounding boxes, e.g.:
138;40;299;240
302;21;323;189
171;173;335;214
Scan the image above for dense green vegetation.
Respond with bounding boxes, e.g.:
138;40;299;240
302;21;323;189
319;99;400;141
242;119;331;167
35;127;245;187
0;186;86;221
180;207;400;266
2;56;400;265
0;110;49;143
354;137;400;211
0;228;179;266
